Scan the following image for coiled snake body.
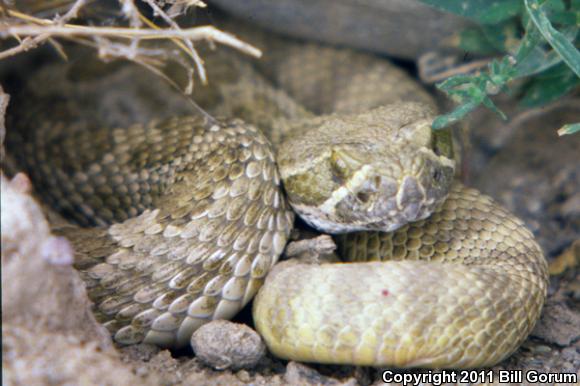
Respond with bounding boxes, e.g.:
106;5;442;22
6;38;548;368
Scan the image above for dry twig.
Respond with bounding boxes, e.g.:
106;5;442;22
0;1;261;90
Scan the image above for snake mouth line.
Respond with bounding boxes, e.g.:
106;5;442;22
319;164;375;215
290;171;437;234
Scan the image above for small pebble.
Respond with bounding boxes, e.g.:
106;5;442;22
191;320;265;370
533;345;552;353
236;370;251;382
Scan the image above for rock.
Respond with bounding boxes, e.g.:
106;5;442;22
209;0;472;60
191;320;266;370
285;234;338;264
532;300;580;346
1;173;111;347
2;325;151;386
1;173;151;385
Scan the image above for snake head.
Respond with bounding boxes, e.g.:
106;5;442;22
278;102;455;233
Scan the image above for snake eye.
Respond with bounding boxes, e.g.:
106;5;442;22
431;127;454;159
433;169;442;182
330;148;361;184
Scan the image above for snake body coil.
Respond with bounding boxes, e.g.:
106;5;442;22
6;37;548;368
254;184;547;368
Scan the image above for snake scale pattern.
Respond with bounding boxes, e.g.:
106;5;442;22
6;32;548;368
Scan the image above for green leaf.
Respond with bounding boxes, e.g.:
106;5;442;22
514;47;563;77
458;28;500;54
520;64;580;106
481;96;508;119
542;0;566;12
514;26;577;78
547;10;578;25
436;74;475;91
524;0;580;77
515;20;545;62
558;122;580;135
480;20;521;52
418;0;522;24
432;100;481;129
425;0;579;131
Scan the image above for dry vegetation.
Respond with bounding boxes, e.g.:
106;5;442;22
0;0;261;94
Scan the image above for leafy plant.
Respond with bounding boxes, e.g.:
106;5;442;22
418;0;579;135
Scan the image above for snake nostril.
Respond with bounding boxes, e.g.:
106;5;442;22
374;176;381;189
432;169;442;182
356;191;370;203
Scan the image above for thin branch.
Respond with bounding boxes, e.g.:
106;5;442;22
137;2;206;83
2;22;262;58
0;1;262;99
167;0;207;18
0;35;49;60
119;0;143;27
129;56;218;124
55;0;87;24
0;0;86;60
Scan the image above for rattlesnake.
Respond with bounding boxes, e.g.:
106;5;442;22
5;34;548;369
